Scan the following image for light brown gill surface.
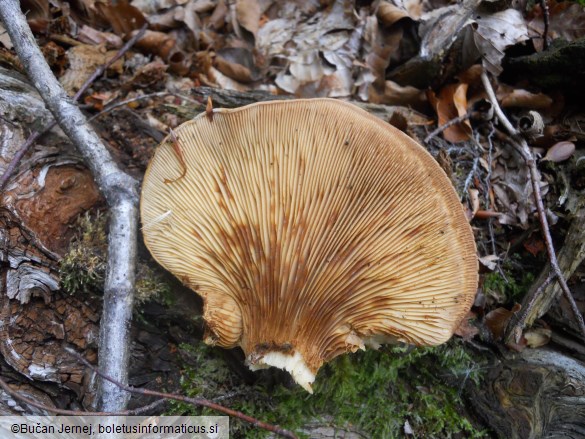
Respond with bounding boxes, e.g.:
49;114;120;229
141;99;478;390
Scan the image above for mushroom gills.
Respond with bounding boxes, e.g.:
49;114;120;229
140;98;479;393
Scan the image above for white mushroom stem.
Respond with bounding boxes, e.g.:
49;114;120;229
248;352;316;394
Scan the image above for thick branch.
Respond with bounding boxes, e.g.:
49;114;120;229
0;0;139;410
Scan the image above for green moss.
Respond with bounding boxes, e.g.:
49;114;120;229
134;264;175;306
168;341;487;438
59;211;108;295
483;256;535;304
60;211;175;307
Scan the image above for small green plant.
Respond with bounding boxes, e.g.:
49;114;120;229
169;341;487;438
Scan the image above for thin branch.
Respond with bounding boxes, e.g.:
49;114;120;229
540;0;550;50
505;272;556;344
0;375;166;416
424;113;471;144
0;131;39;191
66;348;298;439
463;157;479;197
85;92;170;123
0;24;147;192
0;0;141;411
85;92;202;124
484;124;495;211
77;24;147;98
480;71;585;342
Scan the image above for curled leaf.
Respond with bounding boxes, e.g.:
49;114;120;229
455;311;479;341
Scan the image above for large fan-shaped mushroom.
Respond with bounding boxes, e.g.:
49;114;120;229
141;99;478;392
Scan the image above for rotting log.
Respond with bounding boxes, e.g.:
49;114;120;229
188;86;431;127
467;347;585;439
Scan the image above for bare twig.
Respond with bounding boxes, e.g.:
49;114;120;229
540;0;550;50
424;113;471;144
480;71;585;343
0;131;39;191
66;348;298;439
463;157;479;197
85;92;170;123
484;125;495;211
79;24;147;97
483;125;500;271
0;375;166;415
0;0;142;410
0;24;147;192
84;91;201;125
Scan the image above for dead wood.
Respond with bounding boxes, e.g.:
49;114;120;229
467;348;585;438
189;87;430;127
523;208;585;335
0;0;139;411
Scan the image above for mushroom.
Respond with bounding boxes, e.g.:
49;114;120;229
140;99;478;392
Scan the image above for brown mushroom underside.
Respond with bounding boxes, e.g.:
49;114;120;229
140;99;478;392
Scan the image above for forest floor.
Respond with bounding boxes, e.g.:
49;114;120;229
1;0;585;438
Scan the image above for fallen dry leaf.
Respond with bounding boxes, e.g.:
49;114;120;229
455;311;479;341
360;16;405;102
207;0;228;31
473;8;529;76
96;1;148;36
499;86;553;109
428;83;472;142
419;0;475;61
522;234;546;256
257;0;358;97
420;1;528;76
469;187;480;217
77;25;123;49
235;0;261;37
379;80;426;108
132;29;177;60
485;303;521;341
541;141;576;163
214;47;259;83
60;44;123;93
204;66;250;92
377;2;411;26
22;0;50;32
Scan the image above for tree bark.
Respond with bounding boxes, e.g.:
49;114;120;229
467;347;585;439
